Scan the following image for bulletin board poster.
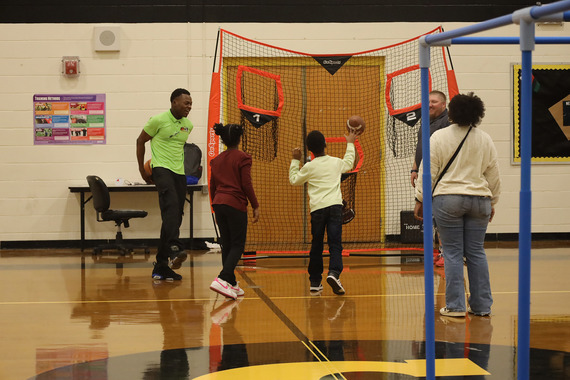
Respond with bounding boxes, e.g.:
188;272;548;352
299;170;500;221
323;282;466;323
512;64;570;163
33;94;106;145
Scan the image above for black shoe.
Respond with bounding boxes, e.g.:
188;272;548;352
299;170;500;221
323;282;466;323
152;263;182;281
326;272;345;295
169;246;187;270
310;281;323;292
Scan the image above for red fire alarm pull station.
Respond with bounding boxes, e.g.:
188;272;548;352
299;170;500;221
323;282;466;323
62;56;80;77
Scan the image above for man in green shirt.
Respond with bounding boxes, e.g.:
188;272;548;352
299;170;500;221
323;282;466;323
136;88;193;281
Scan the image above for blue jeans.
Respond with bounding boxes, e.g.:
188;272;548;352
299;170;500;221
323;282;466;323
309;205;343;283
433;195;493;314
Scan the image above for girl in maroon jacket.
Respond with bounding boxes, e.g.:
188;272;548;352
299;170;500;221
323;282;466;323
209;123;260;300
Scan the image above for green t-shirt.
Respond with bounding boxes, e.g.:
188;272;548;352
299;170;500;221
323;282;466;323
144;110;193;175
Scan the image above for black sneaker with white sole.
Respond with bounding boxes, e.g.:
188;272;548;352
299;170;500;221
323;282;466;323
310;282;323;292
152;263;182;281
326;273;345;295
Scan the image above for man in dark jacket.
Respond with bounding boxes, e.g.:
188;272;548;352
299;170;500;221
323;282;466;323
410;90;451;187
409;90;451;267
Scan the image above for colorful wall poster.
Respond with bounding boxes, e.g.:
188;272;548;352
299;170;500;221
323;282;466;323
33;94;106;145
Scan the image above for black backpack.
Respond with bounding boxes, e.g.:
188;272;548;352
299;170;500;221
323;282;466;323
184;143;203;184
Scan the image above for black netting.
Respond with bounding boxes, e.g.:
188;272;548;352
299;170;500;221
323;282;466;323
210;28;454;252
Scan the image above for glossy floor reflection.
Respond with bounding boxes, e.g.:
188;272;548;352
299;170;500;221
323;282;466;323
0;246;568;379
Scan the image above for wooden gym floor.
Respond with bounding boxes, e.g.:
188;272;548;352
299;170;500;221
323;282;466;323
0;243;568;379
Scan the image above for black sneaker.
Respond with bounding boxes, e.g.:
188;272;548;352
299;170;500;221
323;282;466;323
169;246;187;270
152;263;182;281
310;282;323;292
326;272;345;295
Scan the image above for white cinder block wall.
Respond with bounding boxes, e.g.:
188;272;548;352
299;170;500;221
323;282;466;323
0;22;568;244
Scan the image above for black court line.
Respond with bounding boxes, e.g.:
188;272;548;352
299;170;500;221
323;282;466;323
237;268;329;362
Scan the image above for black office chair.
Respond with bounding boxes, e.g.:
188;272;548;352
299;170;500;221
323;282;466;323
86;175;150;255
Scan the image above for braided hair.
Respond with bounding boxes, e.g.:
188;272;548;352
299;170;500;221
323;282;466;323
213;123;243;148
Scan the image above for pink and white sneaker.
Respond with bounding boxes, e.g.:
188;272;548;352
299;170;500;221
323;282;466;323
230;282;245;297
210;277;237;300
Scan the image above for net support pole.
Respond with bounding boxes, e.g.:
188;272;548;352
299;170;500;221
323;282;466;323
423;1;570;46
450;36;570;44
514;8;535;380
418;41;435;380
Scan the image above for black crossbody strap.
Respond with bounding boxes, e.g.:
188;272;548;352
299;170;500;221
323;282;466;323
432;126;472;192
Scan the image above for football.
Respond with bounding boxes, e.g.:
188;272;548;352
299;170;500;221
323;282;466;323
144;159;152;176
347;115;365;135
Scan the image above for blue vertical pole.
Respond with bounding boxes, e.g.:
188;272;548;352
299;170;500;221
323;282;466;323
419;40;435;380
516;11;535;380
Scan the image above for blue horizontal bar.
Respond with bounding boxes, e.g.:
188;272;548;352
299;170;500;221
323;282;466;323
531;1;570;19
424;14;513;45
424;1;570;46
451;36;570;44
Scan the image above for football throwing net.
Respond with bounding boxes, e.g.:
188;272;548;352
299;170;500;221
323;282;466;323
207;27;458;255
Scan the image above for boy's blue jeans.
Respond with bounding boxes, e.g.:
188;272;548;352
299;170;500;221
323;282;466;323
309;205;343;284
433;194;493;314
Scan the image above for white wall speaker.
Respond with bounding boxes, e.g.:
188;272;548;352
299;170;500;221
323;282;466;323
94;26;121;51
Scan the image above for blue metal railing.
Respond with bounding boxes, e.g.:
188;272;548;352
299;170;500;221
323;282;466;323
417;2;570;379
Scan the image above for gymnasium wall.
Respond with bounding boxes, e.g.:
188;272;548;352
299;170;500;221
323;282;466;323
0;20;569;246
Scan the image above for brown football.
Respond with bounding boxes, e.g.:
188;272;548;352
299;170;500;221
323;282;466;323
347;115;365;135
144;159;152;176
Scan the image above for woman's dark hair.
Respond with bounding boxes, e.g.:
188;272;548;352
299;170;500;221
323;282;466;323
448;92;485;127
213;123;243;147
306;130;326;155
